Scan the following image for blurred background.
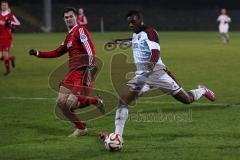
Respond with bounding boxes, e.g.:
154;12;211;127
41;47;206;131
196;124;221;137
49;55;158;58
6;0;240;32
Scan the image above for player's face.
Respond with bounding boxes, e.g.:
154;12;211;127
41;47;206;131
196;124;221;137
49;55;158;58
1;2;9;11
64;11;77;29
79;8;84;15
221;9;226;14
127;15;142;32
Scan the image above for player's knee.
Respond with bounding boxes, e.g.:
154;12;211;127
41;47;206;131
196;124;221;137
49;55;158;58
182;96;193;104
56;97;67;110
66;94;78;109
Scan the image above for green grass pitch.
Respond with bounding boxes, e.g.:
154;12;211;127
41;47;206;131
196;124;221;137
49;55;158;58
0;32;240;160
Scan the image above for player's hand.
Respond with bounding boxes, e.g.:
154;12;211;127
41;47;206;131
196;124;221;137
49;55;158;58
29;49;38;56
5;19;11;27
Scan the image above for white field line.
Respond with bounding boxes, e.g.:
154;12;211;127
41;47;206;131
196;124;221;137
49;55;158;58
0;96;239;107
139;101;240;107
0;96;56;100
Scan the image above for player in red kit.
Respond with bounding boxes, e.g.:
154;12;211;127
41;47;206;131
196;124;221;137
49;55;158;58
0;1;21;76
29;7;105;137
77;8;88;27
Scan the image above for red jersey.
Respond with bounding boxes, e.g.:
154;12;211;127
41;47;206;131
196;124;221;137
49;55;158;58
38;25;95;72
0;11;21;41
77;15;88;26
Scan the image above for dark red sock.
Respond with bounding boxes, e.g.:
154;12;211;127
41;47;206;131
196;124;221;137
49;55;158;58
71;111;86;129
4;58;10;73
9;55;15;61
77;96;98;108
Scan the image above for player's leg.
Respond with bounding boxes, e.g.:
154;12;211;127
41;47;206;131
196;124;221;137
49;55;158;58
2;41;15;75
100;83;140;140
114;84;139;136
0;51;3;61
220;25;229;44
7;42;15;68
73;70;105;113
220;32;226;44
224;32;230;43
0;45;3;61
2;50;11;76
152;69;215;104
174;84;216;103
173;88;200;104
56;86;87;137
65;93;88;137
9;55;15;68
224;25;230;43
219;26;227;44
76;95;97;108
77;95;105;114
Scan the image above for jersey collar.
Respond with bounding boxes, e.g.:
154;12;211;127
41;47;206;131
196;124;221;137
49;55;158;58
68;24;78;33
1;10;10;16
134;25;147;34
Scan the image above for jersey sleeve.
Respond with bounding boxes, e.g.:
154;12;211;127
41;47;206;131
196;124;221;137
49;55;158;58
81;16;88;25
227;16;231;23
10;14;21;29
37;43;67;58
145;28;160;64
78;26;95;65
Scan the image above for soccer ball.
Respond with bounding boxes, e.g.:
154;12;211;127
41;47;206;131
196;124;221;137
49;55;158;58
104;133;124;152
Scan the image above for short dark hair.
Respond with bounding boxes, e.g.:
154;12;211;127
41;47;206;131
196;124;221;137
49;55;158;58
126;10;142;19
1;0;8;4
62;7;77;17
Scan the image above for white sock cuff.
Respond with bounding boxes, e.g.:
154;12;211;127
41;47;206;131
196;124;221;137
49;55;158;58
190;88;205;101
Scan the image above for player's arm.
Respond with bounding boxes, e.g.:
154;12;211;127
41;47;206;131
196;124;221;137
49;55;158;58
107;38;132;45
227;17;231;23
224;17;231;24
78;27;97;86
79;16;88;25
78;27;95;64
29;43;67;58
145;28;160;71
5;15;21;28
104;38;132;51
10;15;21;28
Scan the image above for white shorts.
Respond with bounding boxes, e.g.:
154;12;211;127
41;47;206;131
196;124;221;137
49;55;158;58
219;25;229;33
127;69;182;95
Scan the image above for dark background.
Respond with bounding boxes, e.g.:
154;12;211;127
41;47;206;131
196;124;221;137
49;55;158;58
6;0;240;32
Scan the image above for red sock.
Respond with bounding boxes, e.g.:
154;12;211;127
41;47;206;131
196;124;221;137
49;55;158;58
9;55;15;61
4;58;10;73
71;111;86;129
77;96;98;108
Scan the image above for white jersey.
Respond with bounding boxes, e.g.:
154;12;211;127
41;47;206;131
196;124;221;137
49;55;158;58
131;26;165;75
217;15;231;26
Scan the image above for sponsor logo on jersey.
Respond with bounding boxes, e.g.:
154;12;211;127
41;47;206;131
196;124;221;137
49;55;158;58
80;34;88;42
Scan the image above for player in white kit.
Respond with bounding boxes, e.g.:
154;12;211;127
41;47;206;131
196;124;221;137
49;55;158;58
217;8;231;44
99;10;216;141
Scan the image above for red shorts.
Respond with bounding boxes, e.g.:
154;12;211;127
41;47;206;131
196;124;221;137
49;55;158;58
0;40;12;52
61;70;94;96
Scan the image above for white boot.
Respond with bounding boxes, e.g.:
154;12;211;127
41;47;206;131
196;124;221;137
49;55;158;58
68;128;88;137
